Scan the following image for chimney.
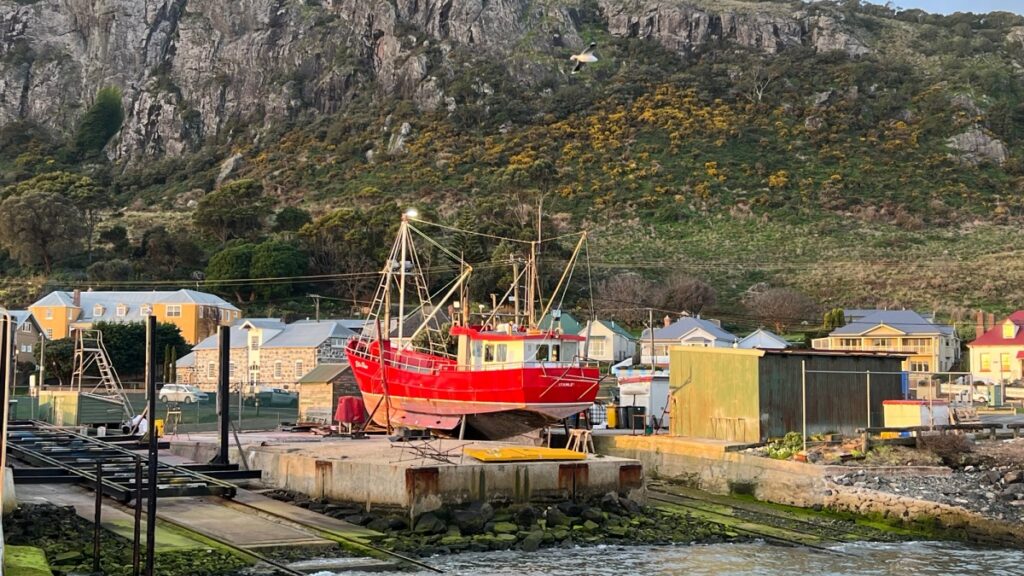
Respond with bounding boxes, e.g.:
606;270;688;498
663;315;672;328
976;310;986;338
72;289;81;307
988;312;996;332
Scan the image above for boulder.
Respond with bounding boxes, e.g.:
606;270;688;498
947;128;1009;166
414;512;447;535
514;505;539;527
492;521;518;534
557;501;583;517
453;504;492;535
545;507;569;527
521;530;544;552
1003;471;1023;485
581;507;605;523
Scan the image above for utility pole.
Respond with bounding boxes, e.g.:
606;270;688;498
512;256;520;326
648;308;655;369
307;294;321;322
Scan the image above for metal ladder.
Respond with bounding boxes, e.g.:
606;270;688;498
71;330;134;423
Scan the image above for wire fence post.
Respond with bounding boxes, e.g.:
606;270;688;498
866;370;872;429
801;360;807;453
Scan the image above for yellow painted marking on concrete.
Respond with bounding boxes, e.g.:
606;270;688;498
463;447;587;462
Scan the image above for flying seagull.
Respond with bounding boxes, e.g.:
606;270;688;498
570;42;598;74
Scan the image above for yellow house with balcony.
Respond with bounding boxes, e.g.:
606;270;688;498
29;289;241;345
811;309;959;374
967;311;1024;384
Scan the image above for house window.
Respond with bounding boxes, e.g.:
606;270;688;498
166;305;181;317
274;362;283;378
229;362;236;378
141;304;152;315
21;344;32;354
46;329;53;338
207;362;216;378
116;304;127;317
872;338;893;349
1000;353;1011;372
45;308;53;320
331;337;346;348
909;361;930;372
93;304;105;316
590;339;606;356
981;354;991;371
21;323;31;333
295;360;304;375
250;335;260;350
839;338;859;348
653;345;668;356
496;343;508;362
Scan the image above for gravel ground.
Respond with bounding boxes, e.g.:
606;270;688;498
829;438;1024;524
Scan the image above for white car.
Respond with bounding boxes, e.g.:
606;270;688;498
159;384;209;404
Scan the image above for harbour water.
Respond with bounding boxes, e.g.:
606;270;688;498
308;541;1024;576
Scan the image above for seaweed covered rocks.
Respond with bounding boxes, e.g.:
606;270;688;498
267;490;737;558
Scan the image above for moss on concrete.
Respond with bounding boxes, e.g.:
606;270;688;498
4;546;53;576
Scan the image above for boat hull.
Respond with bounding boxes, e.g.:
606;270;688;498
346;343;600;439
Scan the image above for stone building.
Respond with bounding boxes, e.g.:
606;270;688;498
176;319;356;392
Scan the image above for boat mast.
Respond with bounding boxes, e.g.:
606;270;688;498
397;214;409;344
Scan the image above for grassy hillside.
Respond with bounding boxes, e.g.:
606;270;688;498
2;0;1024;330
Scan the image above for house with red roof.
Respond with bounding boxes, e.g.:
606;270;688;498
967;311;1024;384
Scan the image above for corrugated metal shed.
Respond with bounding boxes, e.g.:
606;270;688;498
758;351;904;439
669;347;906;443
670;348;762;442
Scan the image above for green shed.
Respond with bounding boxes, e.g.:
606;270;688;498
669;347;905;443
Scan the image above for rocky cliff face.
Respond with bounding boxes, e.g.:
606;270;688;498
599;0;868;56
1;0;872;161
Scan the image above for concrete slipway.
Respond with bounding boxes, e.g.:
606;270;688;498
169;431;645;516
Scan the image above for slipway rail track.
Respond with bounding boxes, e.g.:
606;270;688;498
649;483;914;555
6;420;440;573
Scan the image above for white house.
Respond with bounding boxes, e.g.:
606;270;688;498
638;315;738;365
737;328;790;350
579;319;636;363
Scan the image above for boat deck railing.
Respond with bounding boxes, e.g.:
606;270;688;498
347;340;600;376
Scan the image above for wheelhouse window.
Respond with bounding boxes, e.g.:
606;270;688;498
496;344;507;362
484;344;495;362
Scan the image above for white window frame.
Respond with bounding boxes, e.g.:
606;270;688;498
45;308;53;320
116;304;128;317
207;363;216;378
295;360;304;375
141;304;152;316
250;335;260;350
93;304;105;316
46;328;53;338
274;361;283;378
589;339;606;357
229;362;236;378
166;305;182;318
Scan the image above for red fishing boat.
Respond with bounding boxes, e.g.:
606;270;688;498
344;211;601;439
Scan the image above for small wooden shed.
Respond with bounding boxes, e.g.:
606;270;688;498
669;347;906;443
297;363;359;424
